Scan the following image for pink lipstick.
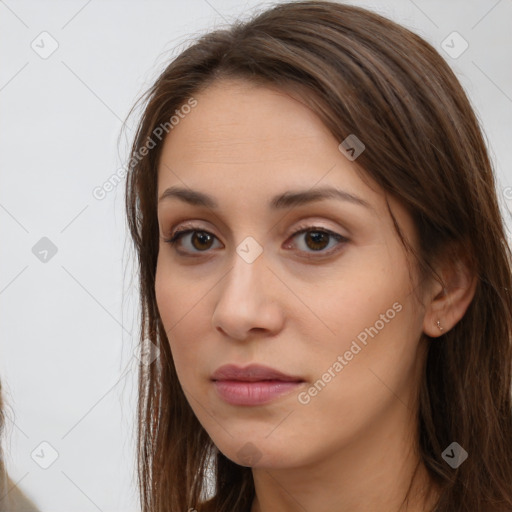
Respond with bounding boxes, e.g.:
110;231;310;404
211;364;304;406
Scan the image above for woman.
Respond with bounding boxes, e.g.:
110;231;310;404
124;1;512;511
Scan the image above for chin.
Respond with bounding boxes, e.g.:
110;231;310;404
215;437;304;469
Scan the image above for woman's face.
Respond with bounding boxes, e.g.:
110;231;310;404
155;78;430;469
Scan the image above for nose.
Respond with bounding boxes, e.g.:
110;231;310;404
211;245;285;341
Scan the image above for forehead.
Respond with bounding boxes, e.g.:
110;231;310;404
156;79;374;199
163;80;333;161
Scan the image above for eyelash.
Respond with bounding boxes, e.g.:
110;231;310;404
163;223;348;258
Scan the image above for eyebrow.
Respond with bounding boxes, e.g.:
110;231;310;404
158;185;372;211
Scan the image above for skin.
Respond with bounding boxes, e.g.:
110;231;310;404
155;78;476;512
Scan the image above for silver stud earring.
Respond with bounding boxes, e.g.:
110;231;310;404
436;320;444;332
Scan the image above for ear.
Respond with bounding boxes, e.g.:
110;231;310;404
422;243;478;338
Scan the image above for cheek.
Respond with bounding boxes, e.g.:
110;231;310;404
300;280;424;424
300;255;423;396
154;261;209;380
303;261;408;350
155;255;210;327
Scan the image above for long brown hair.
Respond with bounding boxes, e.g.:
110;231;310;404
124;2;512;511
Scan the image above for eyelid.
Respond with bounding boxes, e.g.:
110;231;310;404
166;221;215;239
285;220;348;242
166;218;348;241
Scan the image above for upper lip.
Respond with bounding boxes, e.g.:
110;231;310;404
211;364;304;382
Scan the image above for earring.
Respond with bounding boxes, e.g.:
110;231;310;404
436;320;444;332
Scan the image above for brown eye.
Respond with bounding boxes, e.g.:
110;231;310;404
303;231;330;251
288;227;348;255
164;229;221;253
190;231;214;251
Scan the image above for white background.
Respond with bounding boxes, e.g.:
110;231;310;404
0;0;511;510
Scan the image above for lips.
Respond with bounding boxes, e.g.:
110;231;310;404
211;364;305;406
211;364;304;383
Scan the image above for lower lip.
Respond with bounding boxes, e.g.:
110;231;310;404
213;380;303;406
